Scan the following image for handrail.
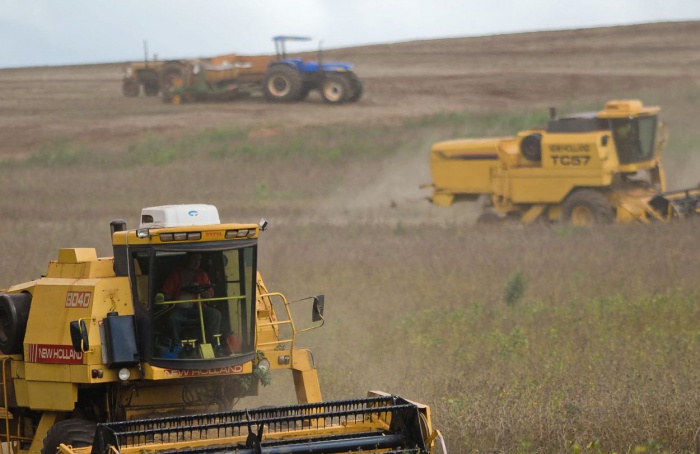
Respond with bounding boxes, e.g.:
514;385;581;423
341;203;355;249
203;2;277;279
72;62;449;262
257;292;298;363
1;357;9;449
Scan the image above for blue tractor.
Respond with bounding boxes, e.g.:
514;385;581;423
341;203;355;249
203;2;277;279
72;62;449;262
262;36;363;104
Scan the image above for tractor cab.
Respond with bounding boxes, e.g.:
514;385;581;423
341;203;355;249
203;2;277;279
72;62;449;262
271;35;354;73
111;205;262;370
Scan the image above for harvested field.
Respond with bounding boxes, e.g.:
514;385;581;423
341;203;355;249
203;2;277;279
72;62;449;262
2;20;700;453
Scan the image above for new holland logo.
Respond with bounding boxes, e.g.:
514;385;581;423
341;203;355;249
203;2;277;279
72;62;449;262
188;210;199;217
65;291;91;308
28;344;83;364
163;365;244;377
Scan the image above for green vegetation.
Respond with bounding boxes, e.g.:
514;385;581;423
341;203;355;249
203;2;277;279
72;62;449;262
16;108;556;170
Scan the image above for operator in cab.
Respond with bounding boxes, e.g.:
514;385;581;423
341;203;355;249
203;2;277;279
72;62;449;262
162;252;222;347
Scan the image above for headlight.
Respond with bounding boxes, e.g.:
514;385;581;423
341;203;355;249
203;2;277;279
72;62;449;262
257;358;270;372
118;368;131;381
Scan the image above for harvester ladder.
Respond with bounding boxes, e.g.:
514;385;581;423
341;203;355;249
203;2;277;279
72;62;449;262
0;357;9;450
256;292;298;363
0;357;29;454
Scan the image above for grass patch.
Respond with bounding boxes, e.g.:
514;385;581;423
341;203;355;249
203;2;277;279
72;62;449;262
403;110;551;139
17;108;561;170
27;139;92;167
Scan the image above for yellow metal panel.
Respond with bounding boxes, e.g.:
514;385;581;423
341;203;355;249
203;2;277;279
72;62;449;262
12;378;28;408
112;223;259;246
25;363;71;382
597;99;660;118
293;368;322;404
24;277;132;375
141;362;252;380
541;133;603;171
26;381;76;411
429;138;504;195
29;412;61;454
57;249;97;264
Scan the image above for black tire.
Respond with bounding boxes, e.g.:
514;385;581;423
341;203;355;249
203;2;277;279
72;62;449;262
41;419;97;454
561;189;614;226
0;293;32;355
476;211;501;225
143;81;159;96
121;79;139;98
347;72;363;102
321;73;351;104
298;84;312;101
521;133;542;161
262;65;303;102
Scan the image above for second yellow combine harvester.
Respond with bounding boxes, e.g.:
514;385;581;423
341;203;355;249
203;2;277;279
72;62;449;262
0;204;442;454
424;99;700;225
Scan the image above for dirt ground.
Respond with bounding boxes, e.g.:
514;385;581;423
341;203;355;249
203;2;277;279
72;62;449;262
2;21;699;159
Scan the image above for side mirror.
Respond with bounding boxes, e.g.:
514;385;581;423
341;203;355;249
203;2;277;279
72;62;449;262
69;319;89;352
312;295;325;323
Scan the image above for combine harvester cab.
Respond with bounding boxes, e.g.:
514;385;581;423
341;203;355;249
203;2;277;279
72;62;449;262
0;204;442;454
424;99;700;225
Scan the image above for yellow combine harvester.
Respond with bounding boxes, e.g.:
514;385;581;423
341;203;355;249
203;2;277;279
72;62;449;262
0;205;442;454
423;99;700;225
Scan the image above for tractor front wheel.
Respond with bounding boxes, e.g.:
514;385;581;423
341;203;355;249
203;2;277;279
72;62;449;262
561;189;614;226
41;419;97;454
262;66;303;102
321;74;351;104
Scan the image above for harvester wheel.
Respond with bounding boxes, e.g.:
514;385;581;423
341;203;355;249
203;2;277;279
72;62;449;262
122;79;140;97
347;72;363;102
321;74;351;104
0;293;31;355
476;211;501;225
262;65;303;102
41;419;97;454
561;189;614;226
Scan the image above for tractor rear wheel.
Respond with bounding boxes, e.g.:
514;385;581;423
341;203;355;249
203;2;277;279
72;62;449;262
347;73;363;102
41;419;97;454
321;74;351;104
122;79;139;97
561;189;614;226
262;65;303;102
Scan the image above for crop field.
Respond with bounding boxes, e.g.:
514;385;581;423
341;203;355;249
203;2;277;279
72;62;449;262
1;20;700;453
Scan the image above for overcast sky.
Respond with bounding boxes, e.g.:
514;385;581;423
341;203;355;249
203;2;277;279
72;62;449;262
2;0;700;69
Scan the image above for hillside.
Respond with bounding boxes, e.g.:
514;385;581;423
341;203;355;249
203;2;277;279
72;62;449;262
1;21;699;159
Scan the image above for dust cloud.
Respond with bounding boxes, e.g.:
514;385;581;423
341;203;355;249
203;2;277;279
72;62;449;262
313;142;482;227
